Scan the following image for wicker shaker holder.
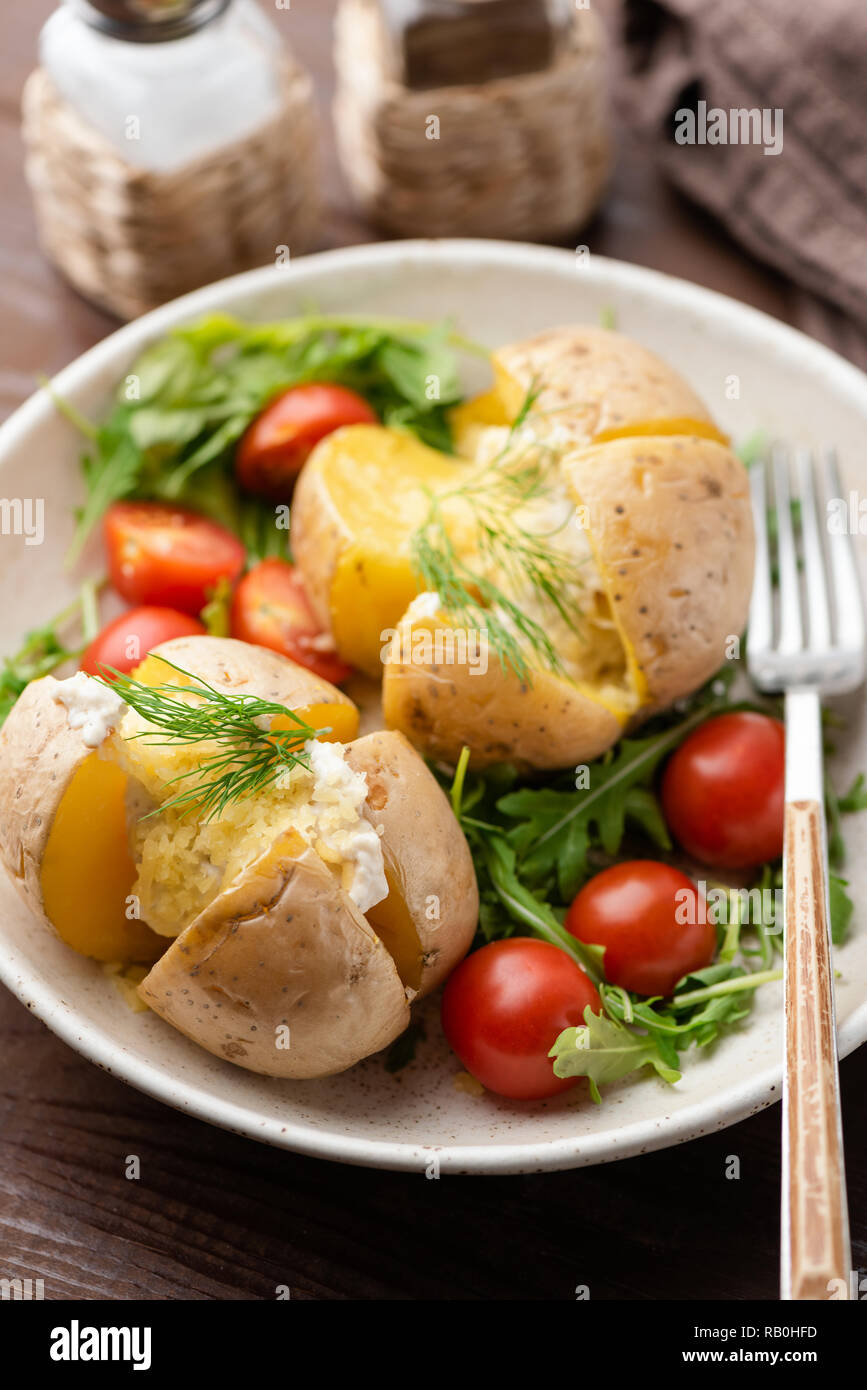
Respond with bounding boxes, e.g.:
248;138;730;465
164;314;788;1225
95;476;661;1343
333;0;612;241
21;58;320;322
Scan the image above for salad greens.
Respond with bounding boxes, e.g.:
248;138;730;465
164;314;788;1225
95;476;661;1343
9;312;864;1101
446;663;862;1101
58;314;472;563
0;577;103;725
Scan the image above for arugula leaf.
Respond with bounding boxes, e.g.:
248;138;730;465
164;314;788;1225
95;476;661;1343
497;704;724;891
477;833;605;982
550;1007;681;1103
0;578;103;725
59;313;474;561
737;431;768;468
385;1020;426;1073
599;965;779;1059
829;874;854;946
838;773;867;814
623;785;672;852
199;577;233;637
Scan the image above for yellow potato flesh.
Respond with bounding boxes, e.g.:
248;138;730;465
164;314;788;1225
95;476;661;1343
364;861;423;992
40;754;163;963
449;386;725;708
131;653;359;743
274;703;359;744
451;378;727;453
313;425;468;677
591;417;729;446
39;651;360;964
449;387;510;454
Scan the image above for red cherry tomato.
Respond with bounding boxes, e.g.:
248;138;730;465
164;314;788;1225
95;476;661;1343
235;383;378;499
441;938;602;1100
80;606;206;678
661;712;785;869
566;861;714;997
104;501;245;616
230;558;353;685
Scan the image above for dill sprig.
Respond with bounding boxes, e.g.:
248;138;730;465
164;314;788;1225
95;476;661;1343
409;385;581;682
97;658;329;822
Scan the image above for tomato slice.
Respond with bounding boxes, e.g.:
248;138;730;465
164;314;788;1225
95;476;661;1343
441;938;602;1100
103;501;245;616
230;558;353;685
566;861;715;997
235;383;378;500
661;712;785;869
80;606;206;678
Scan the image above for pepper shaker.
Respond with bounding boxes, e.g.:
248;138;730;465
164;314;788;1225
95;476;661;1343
333;0;611;240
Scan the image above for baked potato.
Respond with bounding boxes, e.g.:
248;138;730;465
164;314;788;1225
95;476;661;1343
291;326;754;769
450;324;728;455
0;636;478;1077
291;423;468;678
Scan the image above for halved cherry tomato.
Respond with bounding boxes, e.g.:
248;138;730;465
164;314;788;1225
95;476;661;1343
80;606;206;679
230;558;353;684
441;938;602;1100
104;501;245;616
236;383;378;499
661;712;785;870
566;861;714;997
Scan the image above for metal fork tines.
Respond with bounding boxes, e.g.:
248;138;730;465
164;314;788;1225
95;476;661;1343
748;442;865;1301
749;444;865;696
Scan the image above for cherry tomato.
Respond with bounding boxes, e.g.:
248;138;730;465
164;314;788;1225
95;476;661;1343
230;558;353;684
566;860;714;997
80;606;206;678
104;501;245;616
235;383;378;499
441;938;602;1100
661;712;785;869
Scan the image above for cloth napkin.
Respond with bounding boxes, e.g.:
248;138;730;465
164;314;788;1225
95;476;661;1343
619;0;867;332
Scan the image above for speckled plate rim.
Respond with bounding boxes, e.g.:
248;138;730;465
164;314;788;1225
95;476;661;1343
2;238;866;1174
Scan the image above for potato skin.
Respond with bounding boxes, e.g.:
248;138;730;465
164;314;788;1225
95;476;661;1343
139;733;478;1077
285;461;347;632
139;831;410;1079
0;675;99;921
0;639;358;936
345;730;479;991
381;616;623;771
562;434;754;711
493;325;716;444
145;634;358;719
382;433;753;769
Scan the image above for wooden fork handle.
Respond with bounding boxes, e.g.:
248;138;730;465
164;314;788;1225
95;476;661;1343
782;796;851;1299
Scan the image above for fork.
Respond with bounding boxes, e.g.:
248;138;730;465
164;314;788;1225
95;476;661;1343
748;444;865;1301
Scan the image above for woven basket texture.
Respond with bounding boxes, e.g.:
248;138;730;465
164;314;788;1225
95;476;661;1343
333;0;611;240
22;63;320;321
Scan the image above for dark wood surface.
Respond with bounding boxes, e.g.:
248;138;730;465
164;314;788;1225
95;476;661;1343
0;0;864;1302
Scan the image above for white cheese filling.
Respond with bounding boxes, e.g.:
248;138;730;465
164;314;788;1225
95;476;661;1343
303;739;388;915
53;672;128;748
404;590;442;621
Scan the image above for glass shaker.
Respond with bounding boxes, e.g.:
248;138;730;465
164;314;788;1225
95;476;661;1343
23;0;320;318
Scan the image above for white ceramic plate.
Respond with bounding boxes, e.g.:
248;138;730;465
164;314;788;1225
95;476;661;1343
2;240;866;1174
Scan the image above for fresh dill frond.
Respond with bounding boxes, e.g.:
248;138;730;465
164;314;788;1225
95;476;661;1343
409;385;581;682
97;658;329;822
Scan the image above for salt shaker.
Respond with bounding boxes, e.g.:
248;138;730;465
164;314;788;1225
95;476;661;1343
23;0;320;319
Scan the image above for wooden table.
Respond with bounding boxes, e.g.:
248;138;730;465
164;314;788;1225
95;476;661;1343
1;0;864;1301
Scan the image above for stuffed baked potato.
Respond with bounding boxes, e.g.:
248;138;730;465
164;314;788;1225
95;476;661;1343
0;636;478;1077
292;326;754;769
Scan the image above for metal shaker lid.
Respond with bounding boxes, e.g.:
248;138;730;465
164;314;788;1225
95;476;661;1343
71;0;232;42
